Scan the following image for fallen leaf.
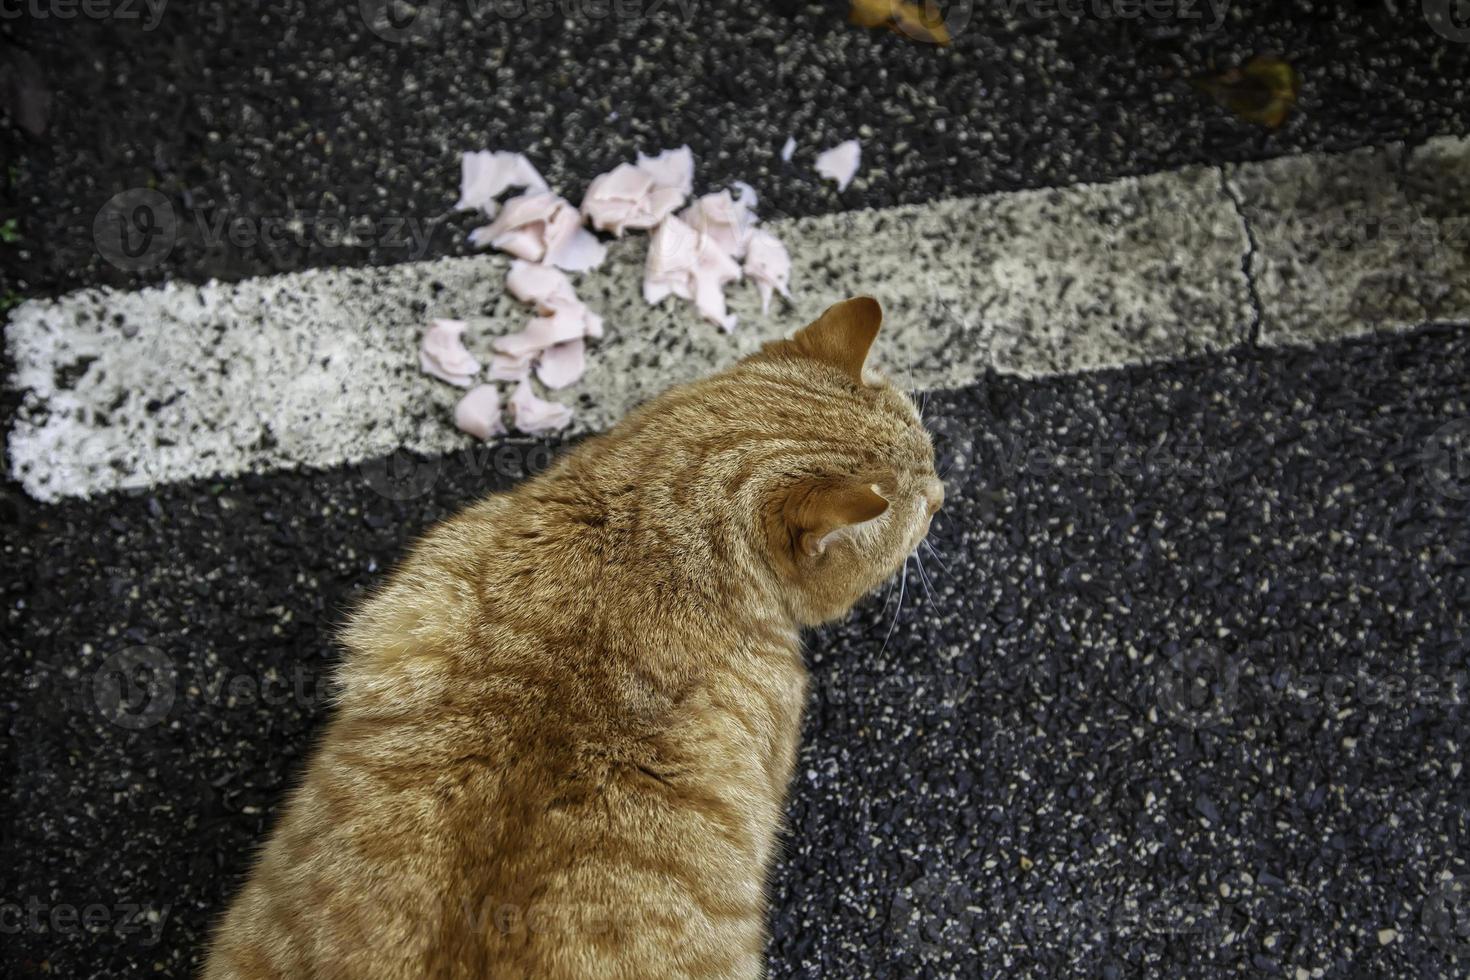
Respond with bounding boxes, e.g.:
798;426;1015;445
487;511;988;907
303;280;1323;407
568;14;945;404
1192;56;1301;130
849;0;951;46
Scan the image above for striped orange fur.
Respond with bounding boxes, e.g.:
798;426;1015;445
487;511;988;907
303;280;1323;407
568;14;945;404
205;296;943;979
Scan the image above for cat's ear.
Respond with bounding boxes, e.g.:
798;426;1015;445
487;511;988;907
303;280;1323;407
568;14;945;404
771;477;890;560
790;296;882;383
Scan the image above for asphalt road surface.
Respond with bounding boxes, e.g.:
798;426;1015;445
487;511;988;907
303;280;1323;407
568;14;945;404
3;1;1470;977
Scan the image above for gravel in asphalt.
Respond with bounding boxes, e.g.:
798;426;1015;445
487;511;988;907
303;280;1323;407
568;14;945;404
4;322;1469;977
1;0;1468;297
5;2;1470;978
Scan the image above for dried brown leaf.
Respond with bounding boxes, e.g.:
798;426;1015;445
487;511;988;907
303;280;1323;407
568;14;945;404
849;0;952;46
1192;56;1301;130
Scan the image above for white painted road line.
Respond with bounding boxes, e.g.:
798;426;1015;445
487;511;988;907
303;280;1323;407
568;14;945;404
1227;138;1470;346
6;137;1468;502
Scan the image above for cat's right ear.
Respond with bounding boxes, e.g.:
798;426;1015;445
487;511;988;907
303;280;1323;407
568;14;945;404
767;477;890;562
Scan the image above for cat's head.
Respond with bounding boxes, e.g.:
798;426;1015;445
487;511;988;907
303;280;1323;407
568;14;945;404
735;296;943;625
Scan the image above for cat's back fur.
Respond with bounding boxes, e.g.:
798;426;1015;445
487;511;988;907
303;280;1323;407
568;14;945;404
205;297;941;979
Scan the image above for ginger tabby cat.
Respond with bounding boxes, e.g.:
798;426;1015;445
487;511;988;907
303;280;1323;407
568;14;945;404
205;296;944;979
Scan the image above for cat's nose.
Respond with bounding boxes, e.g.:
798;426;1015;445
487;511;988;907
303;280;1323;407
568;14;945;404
923;479;945;516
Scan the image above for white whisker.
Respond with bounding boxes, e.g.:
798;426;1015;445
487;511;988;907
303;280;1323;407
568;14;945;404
878;575;896;610
922;538;951;573
915;551;937;605
879;561;908;656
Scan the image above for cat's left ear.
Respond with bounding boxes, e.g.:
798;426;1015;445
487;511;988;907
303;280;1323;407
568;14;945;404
790;296;882;383
771;477;890;560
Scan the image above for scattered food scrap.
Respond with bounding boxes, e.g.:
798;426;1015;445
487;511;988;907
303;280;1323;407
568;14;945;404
743;230;792;316
510;377;575;434
491;291;600;389
504;260;604;339
1192;56;1301;130
581;162;687;236
581;146;694;235
435;144;796;437
488;351;534;382
815;140;861;191
848;0;951;46
469;192;606;272
453;384;505;440
643;214;744;332
493;307;593;359
502;270;602;379
419;319;481;387
455;151;548;216
680;186;758;260
505;260;582;316
780;136;796;162
635;145;695;197
535;339;586;390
